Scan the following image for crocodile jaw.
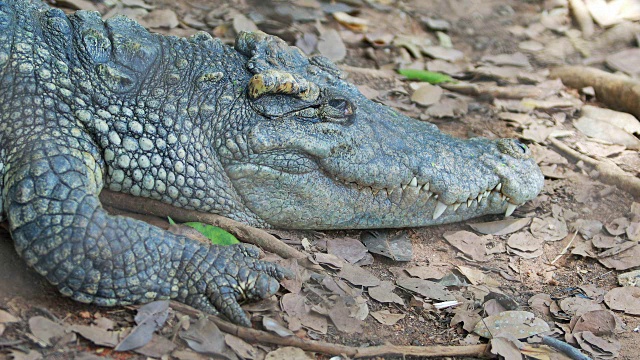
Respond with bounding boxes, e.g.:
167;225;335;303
225;103;544;230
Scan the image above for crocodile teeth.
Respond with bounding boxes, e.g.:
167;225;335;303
505;203;517;217
372;188;380;196
410;177;418;187
484;190;490;199
495;183;502;191
422;183;430;192
467;199;473;207
387;188;394;196
477;192;483;203
453;203;461;211
402;183;407;190
433;201;447;220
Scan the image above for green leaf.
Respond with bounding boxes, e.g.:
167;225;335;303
167;216;176;225
397;69;455;84
183;222;240;246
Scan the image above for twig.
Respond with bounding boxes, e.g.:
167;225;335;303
568;0;594;38
549;65;640;119
169;301;490;358
551;229;579;264
542;336;592;360
547;136;640;197
100;190;306;259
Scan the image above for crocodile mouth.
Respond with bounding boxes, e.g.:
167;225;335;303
336;175;520;219
230;151;522;221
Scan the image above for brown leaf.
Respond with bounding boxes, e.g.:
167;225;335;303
605;217;630;236
327;297;363;333
571;310;625;336
317;27;346;62
410;84;443;106
280;293;327;334
134;334;176;358
560;297;604;317
473;311;550;339
370;310;405;325
232;14;258;33
140;9;179;29
361;230;413;261
604;286;640;315
575;330;621;359
337;263;381;287
456;266;501;286
368;281;404;305
180;317;236;359
225;334;260;360
396;277;455;301
405;265;447;280
333;12;368;32
28;316;67;347
262;316;296;337
265;347;313;360
469;218;531;235
327;237;368;264
530;217;568;242
116;300;169;352
489;337;523;359
507;231;544;252
443;230;493;262
69;324;120;348
597;242;640;270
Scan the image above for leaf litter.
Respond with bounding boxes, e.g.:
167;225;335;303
4;0;640;359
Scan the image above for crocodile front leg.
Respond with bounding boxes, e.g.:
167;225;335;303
4;140;287;326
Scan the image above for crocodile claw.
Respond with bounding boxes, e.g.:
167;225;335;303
183;243;290;326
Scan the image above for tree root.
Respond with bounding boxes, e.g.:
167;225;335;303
99;190;306;259
549;65;640;119
548;136;640;197
169;301;491;358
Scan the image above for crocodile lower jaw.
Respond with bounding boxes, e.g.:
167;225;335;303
341;178;520;220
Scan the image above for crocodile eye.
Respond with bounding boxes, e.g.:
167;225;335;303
515;141;528;154
320;98;355;122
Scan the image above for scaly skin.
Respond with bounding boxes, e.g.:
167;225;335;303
0;0;544;325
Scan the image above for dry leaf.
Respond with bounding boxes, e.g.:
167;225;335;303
530;217;568;242
443;230;493;262
265;347;313;360
604;287;640;315
470;218;531;235
368;281;404;305
337;263;381;287
396;277;455;301
333;12;369;32
371;310;405;325
327;237;368;264
473;311;550;339
410;84;443;106
141;9;179;28
317;27;346;62
361;230;413;261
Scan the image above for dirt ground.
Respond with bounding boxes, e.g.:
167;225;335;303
1;0;639;359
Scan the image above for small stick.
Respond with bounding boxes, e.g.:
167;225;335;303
548;136;640;197
549;66;640;119
169;302;490;358
568;0;594;38
100;190;306;259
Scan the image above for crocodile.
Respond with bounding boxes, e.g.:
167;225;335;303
0;0;544;326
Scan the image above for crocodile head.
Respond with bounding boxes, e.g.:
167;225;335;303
225;32;544;229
